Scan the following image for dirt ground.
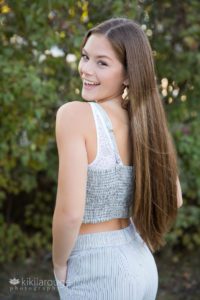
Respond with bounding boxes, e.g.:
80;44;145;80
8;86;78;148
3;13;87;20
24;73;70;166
155;247;200;300
0;247;199;300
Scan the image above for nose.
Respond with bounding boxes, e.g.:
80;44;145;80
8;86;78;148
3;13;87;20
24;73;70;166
79;59;94;76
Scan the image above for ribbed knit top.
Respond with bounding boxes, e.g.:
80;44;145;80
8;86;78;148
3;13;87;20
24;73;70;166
82;101;134;224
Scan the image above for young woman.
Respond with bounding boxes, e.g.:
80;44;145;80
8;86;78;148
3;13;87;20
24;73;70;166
52;17;183;300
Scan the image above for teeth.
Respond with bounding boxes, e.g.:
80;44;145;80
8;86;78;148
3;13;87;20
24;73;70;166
84;79;99;85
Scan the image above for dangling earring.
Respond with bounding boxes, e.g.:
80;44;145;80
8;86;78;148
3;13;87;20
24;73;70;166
121;85;129;109
122;85;129;101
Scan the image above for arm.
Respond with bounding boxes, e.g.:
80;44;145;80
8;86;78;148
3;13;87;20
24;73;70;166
52;102;88;271
176;176;183;208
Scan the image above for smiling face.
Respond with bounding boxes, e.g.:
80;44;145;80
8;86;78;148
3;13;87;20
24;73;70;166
78;34;128;103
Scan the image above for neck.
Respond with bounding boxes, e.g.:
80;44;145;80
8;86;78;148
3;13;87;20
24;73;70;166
95;97;124;108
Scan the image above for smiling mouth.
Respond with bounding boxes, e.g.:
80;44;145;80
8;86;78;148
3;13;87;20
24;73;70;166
83;82;100;89
83;79;100;85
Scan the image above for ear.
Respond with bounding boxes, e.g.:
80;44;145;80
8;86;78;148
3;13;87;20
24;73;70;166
123;78;129;86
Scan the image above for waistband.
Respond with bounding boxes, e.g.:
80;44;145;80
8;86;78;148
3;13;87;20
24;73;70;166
70;222;137;255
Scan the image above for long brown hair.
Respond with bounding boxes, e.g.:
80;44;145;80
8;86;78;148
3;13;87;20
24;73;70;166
80;17;178;251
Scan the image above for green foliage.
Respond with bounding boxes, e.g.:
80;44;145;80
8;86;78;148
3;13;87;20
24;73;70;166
0;0;199;263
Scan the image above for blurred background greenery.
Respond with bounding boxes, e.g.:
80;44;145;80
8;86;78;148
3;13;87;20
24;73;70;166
0;0;199;299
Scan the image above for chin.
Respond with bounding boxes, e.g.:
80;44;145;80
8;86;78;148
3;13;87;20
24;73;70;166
82;99;93;102
81;94;94;102
82;97;92;102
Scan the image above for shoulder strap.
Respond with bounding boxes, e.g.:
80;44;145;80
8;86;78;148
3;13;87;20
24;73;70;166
93;102;123;165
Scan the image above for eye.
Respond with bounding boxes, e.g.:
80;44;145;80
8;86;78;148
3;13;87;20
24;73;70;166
98;61;107;66
81;53;108;66
81;53;88;60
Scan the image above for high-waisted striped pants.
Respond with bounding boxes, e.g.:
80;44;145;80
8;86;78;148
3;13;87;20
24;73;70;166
54;222;158;299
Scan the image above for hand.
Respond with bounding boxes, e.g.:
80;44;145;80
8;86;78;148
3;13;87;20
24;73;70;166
54;264;67;286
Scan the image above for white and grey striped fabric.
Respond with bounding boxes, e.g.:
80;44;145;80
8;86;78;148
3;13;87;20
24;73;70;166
54;222;158;299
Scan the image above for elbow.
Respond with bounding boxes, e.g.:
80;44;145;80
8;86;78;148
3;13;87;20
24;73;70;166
177;188;183;208
177;196;183;208
69;213;83;225
176;176;183;208
53;208;82;225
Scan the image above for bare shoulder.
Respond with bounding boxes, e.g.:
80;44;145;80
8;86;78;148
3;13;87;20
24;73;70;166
57;100;87;117
56;100;90;136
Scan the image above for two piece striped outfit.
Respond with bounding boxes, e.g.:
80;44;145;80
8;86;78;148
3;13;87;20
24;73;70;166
54;102;158;299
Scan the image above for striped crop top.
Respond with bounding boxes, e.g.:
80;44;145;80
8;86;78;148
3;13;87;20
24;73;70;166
82;101;134;224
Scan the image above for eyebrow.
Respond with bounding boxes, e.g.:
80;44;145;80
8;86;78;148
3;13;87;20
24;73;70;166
82;48;113;61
